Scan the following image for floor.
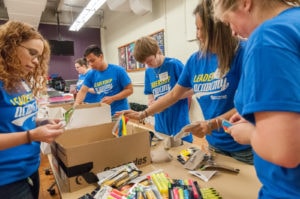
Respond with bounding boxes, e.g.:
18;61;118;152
38;136;207;199
39;154;60;199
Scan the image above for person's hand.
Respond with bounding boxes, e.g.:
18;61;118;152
69;89;77;94
227;113;254;145
229;112;247;123
228;122;254;145
183;121;211;138
115;109;141;120
101;96;114;105
36;119;61;126
30;123;65;143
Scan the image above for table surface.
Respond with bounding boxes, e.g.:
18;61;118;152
48;134;261;199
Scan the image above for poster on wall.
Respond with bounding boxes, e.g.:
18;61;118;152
126;42;137;71
118;29;164;72
118;46;127;70
151;30;165;55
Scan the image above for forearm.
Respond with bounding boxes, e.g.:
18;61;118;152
209;108;237;131
0;131;30;150
145;90;178;116
88;88;96;94
180;89;193;100
74;88;87;106
112;87;133;101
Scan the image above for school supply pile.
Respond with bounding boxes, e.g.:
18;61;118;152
84;168;223;199
177;147;239;182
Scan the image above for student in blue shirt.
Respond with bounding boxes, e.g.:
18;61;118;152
120;0;253;165
0;21;64;199
133;36;193;143
72;58;100;103
74;45;133;116
213;0;300;198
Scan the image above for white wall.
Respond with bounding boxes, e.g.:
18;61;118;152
101;0;199;105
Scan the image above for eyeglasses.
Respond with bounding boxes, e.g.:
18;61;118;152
19;44;42;62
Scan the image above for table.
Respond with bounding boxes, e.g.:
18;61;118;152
48;136;261;199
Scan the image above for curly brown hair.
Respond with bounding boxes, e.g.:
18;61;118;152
0;21;50;96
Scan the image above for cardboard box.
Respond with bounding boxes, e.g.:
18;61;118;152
51;122;152;192
46;102;112;129
46;102;73;120
40;102;111;154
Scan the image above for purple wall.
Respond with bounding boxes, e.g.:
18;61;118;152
38;24;101;80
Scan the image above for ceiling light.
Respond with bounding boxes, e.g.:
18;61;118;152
69;0;106;31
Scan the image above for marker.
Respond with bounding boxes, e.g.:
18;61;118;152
173;187;179;199
178;187;184;199
183;188;190;199
169;183;175;199
109;191;123;199
194;181;203;199
188;179;199;199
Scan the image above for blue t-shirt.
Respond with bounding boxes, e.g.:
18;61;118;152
178;41;250;152
76;69;101;103
0;81;40;186
144;57;192;143
234;7;300;198
84;64;131;115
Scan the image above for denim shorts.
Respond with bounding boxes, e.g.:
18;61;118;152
209;145;254;165
0;171;40;199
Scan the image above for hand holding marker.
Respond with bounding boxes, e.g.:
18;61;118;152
221;119;232;133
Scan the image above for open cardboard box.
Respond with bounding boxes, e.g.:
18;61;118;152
46;102;73;120
41;102;111;154
51;120;152;192
46;102;112;128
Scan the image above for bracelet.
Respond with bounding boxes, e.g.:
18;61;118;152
207;120;213;134
144;110;149;117
215;118;220;131
138;111;144;120
26;130;32;144
138;111;145;124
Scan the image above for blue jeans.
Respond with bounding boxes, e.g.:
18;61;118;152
0;171;40;199
209;145;254;165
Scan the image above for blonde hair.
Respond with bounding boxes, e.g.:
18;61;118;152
213;0;300;19
133;36;161;63
0;21;50;96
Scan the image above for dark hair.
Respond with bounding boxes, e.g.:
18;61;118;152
194;0;239;76
75;58;87;67
84;44;103;57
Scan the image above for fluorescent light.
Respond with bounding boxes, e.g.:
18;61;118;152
69;0;106;31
